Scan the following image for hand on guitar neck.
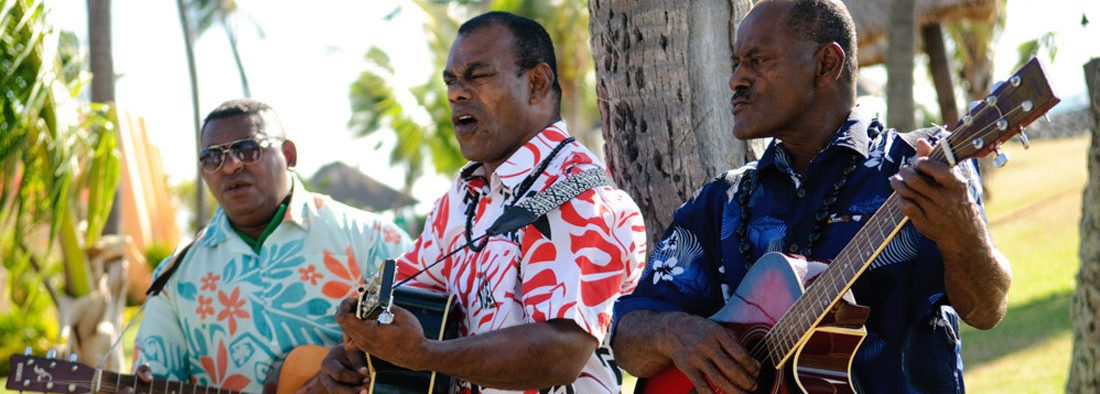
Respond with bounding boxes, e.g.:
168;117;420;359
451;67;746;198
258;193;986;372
299;345;372;394
614;310;762;394
890;138;1012;329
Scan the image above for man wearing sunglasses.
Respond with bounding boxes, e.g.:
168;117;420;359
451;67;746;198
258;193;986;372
129;99;412;393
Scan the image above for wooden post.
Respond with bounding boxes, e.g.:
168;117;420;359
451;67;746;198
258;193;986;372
1069;58;1100;393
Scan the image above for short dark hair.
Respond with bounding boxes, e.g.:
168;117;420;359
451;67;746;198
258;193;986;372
785;0;858;81
458;11;561;111
201;98;281;137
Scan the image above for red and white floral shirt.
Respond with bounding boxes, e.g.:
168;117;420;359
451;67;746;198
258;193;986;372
397;121;647;394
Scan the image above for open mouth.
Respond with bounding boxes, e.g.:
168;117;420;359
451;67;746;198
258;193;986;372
223;179;253;194
453;113;479;133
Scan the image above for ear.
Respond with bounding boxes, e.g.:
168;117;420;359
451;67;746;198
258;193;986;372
281;139;298;168
814;42;846;87
526;63;555;104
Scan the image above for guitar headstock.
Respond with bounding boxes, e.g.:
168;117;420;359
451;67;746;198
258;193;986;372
937;57;1060;165
356;259;397;323
7;353;96;393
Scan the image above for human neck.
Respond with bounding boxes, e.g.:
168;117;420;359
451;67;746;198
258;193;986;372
480;116;561;178
227;189;291;239
230;218;270;240
775;102;854;173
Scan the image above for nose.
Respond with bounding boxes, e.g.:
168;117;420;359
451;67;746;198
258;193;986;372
447;80;469;103
729;64;751;93
219;152;244;174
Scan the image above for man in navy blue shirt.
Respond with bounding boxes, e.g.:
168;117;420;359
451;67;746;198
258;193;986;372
610;0;1011;393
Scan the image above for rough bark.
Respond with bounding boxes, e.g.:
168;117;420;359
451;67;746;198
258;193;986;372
922;23;958;127
886;0;916;132
1068;57;1100;394
589;0;756;249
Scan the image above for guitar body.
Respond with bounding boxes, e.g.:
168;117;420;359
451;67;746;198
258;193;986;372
640;253;869;394
366;286;462;394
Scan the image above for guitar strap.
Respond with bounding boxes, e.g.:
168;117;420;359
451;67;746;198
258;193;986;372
145;241;195;297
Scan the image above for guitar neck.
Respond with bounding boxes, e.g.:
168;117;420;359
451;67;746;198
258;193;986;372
764;191;909;364
93;371;249;394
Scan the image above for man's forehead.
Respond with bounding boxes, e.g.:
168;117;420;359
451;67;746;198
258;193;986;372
735;2;796;50
446;25;513;71
201;114;268;146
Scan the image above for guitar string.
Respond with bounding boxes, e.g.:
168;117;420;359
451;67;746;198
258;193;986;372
743;100;1033;366
35;371;242;394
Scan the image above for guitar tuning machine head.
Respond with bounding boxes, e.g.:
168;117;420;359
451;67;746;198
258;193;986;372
1019;130;1031;150
23;347;31;355
993;149;1009;168
378;308;395;325
46;349;56;359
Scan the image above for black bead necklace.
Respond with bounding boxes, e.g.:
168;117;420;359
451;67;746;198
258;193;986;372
735;153;861;265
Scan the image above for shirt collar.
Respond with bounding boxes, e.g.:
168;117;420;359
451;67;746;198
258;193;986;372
457;120;574;192
197;175;312;248
756;107;880;172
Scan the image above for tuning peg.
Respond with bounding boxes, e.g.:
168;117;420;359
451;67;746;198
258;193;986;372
69;354;78;362
46;349;56;359
993;150;1010;168
24;347;31;355
1020;130;1031;149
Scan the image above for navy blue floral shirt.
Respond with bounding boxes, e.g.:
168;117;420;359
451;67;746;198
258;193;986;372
615;109;983;393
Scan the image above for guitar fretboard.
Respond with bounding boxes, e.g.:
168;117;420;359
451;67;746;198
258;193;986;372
758;57;1058;367
96;371;250;394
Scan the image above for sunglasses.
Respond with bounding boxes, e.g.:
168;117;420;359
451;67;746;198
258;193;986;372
198;136;282;173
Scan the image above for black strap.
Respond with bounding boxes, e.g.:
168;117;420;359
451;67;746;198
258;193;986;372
145;241;195;297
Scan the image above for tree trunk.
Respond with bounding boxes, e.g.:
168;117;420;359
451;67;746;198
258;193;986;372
177;0;206;230
221;16;251;98
886;0;916;132
922;23;958;127
589;0;757;248
1068;57;1100;394
88;0;121;235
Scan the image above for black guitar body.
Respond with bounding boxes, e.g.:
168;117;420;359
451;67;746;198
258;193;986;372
369;286;462;394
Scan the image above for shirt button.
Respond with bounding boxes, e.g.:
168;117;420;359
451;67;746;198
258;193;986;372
788;244;799;253
796;189;806;198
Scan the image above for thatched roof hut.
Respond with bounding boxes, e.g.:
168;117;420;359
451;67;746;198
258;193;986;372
309;162;416;212
843;0;999;65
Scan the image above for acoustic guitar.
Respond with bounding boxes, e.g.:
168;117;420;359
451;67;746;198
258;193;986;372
6;345;323;394
639;57;1059;393
353;259;462;394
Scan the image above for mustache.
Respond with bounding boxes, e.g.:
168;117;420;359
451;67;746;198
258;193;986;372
732;88;751;101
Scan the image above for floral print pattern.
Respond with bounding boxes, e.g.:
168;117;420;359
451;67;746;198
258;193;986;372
133;180;412;393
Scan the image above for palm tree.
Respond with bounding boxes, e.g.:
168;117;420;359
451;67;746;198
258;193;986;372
348;0;600;188
589;0;758;246
2;0;124;368
185;0;261;97
175;0;206;230
87;0;119;234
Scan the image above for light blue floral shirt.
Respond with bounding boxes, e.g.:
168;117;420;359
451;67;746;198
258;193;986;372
133;179;411;392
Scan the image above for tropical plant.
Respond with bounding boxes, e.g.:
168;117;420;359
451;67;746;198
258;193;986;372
2;0;125;370
348;0;598;187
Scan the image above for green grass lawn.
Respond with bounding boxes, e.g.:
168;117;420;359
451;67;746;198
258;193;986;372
961;134;1089;393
